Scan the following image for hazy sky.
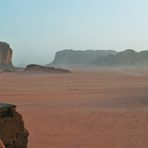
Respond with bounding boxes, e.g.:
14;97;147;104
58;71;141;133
0;0;148;66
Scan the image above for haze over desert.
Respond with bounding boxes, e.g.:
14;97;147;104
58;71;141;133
1;0;148;147
0;69;148;148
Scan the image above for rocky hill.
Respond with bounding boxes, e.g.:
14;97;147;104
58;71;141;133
91;49;148;66
50;49;116;67
0;42;13;70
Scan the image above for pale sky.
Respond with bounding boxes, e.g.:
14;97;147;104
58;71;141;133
0;0;148;66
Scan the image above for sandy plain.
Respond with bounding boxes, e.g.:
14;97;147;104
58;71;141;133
0;69;148;148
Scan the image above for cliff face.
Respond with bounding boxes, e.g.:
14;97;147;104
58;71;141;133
0;42;13;69
50;49;116;67
51;49;148;68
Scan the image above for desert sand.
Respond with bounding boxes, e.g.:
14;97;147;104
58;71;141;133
0;69;148;148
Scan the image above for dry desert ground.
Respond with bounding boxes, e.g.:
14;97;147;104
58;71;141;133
0;69;148;148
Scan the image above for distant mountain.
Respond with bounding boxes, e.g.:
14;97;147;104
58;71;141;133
91;49;148;66
50;49;116;67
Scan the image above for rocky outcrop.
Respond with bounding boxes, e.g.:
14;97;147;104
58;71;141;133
0;42;13;70
25;64;71;73
91;49;148;66
50;49;116;67
0;103;29;148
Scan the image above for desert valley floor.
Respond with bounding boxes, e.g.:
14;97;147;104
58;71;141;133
0;69;148;148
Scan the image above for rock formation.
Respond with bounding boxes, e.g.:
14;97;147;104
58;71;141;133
0;42;13;70
25;64;71;73
0;103;29;148
91;49;148;66
50;49;116;67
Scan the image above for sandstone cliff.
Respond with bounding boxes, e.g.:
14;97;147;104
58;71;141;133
0;42;13;70
50;49;116;67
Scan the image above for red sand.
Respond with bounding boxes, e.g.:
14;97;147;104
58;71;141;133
0;70;148;148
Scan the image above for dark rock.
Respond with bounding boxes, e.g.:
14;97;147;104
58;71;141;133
0;103;29;148
25;64;71;73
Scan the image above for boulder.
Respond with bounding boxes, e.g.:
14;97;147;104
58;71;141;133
0;103;29;148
